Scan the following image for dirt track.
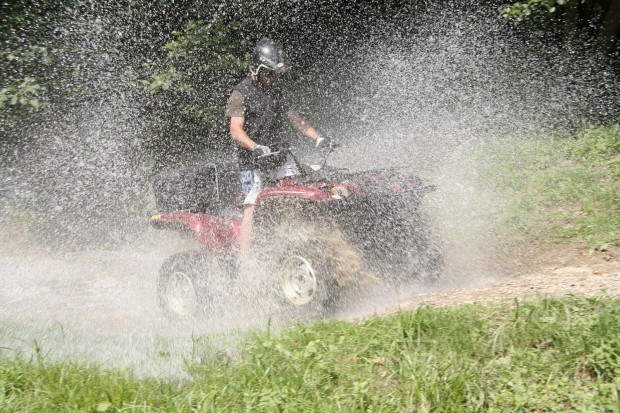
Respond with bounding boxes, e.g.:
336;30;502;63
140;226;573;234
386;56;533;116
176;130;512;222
377;243;620;315
381;264;620;316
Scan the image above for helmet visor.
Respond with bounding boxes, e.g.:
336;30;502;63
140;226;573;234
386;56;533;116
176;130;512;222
259;47;288;73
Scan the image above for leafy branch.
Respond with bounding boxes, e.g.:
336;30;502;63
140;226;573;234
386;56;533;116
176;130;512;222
502;0;584;20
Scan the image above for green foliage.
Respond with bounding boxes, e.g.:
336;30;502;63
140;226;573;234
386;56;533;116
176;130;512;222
139;18;249;161
0;45;52;121
500;0;603;20
1;296;619;411
566;124;620;181
502;0;572;20
143;20;247;96
585;309;620;381
0;77;45;112
500;0;619;56
0;358;175;412
479;123;620;248
1;45;52;66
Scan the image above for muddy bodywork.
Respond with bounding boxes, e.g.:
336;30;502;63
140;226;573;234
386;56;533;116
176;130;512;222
151;165;433;253
150;147;442;321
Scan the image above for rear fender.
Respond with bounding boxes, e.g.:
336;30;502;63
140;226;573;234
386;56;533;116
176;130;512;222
150;212;241;252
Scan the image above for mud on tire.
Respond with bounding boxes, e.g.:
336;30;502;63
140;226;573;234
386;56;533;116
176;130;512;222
254;201;370;320
394;213;444;285
338;195;444;286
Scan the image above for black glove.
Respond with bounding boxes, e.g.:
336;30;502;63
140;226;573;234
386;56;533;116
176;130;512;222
252;144;271;158
315;134;336;152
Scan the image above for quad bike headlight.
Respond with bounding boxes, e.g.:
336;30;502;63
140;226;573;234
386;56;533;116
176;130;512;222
330;186;350;199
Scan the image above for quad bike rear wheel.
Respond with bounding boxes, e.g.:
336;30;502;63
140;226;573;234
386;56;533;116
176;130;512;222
157;251;211;322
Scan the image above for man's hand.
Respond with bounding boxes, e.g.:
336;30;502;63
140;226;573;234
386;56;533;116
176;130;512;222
252;144;271;158
315;134;336;152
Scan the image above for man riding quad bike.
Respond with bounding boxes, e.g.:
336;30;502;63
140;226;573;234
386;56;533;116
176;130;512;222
151;141;443;322
149;39;443;322
226;38;335;266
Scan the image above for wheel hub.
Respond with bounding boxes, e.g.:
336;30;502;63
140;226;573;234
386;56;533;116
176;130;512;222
280;255;317;306
166;270;198;316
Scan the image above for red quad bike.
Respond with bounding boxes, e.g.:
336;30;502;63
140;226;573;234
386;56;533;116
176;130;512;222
150;142;443;322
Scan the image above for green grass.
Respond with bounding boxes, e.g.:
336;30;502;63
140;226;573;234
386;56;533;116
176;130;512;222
2;295;619;412
477;123;620;248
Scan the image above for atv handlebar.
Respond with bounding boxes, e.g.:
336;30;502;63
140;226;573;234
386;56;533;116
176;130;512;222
319;140;340;153
254;140;340;174
258;140;340;158
255;142;292;159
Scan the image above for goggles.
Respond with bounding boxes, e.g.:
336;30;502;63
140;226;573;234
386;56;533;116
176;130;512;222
251;62;286;77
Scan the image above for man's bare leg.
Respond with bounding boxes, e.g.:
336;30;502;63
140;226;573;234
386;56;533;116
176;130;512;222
238;204;256;277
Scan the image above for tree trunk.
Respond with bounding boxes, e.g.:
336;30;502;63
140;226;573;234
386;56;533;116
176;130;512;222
599;0;620;53
564;0;580;49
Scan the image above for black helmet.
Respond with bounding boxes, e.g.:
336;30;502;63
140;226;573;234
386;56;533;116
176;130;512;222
251;38;288;76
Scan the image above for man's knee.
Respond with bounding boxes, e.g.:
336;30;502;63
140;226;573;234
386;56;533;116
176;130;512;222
242;204;255;222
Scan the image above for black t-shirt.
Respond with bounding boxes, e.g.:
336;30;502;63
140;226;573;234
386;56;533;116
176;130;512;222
225;76;290;169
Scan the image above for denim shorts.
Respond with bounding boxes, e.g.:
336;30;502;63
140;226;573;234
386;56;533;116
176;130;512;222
239;170;262;205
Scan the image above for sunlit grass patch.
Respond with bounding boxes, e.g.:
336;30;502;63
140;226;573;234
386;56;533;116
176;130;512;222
1;296;619;412
478;123;620;248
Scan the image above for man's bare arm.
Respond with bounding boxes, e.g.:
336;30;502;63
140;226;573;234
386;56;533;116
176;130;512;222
287;109;319;142
230;116;257;150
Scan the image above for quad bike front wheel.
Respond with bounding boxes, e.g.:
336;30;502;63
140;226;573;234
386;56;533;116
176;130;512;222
157;251;211;322
255;200;374;320
279;255;320;306
272;242;338;319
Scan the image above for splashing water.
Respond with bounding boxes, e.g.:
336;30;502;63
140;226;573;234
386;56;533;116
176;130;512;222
0;2;618;376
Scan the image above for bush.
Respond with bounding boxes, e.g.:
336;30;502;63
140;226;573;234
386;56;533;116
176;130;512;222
565;123;620;181
479;123;620;248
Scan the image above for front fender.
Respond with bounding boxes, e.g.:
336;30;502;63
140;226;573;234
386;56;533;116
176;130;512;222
256;183;332;204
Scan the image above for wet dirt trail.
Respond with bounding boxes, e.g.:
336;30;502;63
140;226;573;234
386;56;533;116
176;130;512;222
337;243;620;319
0;236;618;376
